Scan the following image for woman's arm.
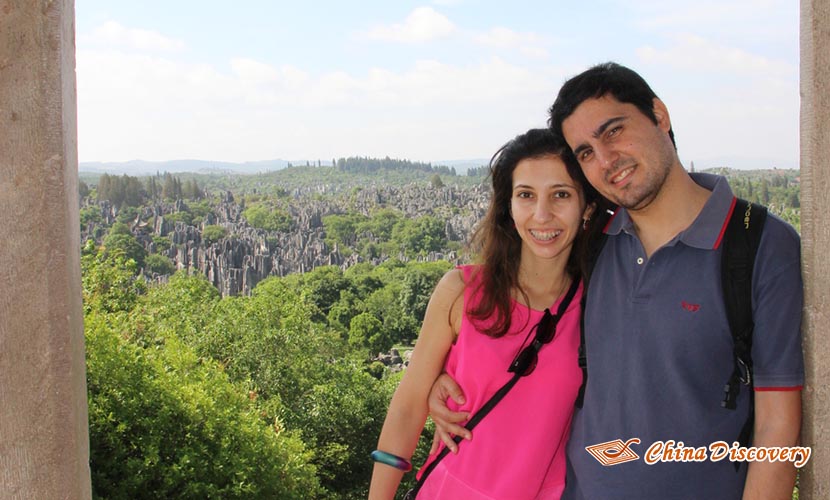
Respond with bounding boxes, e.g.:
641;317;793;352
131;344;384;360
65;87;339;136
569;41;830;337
368;269;464;500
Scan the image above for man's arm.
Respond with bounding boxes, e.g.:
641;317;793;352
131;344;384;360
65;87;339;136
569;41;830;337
741;217;804;499
742;390;802;500
427;373;472;454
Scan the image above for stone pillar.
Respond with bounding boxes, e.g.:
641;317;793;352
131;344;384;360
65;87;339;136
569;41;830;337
800;0;830;498
0;1;91;498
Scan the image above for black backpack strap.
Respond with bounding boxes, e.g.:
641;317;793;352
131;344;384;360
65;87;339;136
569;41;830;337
405;371;524;499
720;198;767;469
575;232;607;408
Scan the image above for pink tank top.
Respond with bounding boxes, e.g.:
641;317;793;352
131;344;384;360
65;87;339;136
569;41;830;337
416;265;582;499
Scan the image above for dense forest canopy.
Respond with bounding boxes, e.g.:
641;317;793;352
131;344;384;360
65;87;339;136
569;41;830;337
79;161;800;499
335;156;457;176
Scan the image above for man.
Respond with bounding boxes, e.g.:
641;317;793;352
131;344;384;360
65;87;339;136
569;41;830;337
429;62;803;499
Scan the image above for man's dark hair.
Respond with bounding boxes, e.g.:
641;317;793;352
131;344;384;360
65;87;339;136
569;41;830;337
548;62;676;148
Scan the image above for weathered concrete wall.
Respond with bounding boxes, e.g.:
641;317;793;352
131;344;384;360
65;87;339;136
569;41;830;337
800;0;830;498
0;1;91;498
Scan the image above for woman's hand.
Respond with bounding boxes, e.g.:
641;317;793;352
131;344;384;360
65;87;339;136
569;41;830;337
427;373;472;454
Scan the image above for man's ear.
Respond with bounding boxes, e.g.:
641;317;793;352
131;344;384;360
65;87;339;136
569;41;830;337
652;97;672;133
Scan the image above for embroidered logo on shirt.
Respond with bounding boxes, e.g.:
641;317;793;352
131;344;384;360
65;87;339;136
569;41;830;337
681;300;700;312
585;438;641;466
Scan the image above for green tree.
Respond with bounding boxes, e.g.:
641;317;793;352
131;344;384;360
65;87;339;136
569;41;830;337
360;208;402;241
365;283;419;346
430;174;444;188
96;173;146;207
103;230;146;269
392;215;447;256
146;176;161;202
323;213;368;247
760;179;771;204
327;289;364;333
145;253;176;275
79;180;90;199
243;203;293;232
165;210;195;226
183;178;202;200
162;173;182;200
201;224;227;245
109;221;132;236
400;261;452;323
151;235;172;252
80;206;102;231
116;205;139;224
348;312;391;353
85;313;321;499
82;249;146;314
788;191;800;209
299;265;352;322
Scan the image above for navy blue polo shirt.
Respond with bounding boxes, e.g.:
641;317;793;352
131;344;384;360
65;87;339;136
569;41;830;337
564;173;804;500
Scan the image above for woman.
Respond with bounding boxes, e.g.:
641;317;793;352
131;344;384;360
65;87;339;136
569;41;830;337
368;129;608;499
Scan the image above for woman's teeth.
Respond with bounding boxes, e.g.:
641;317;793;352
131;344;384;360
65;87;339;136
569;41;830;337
529;229;561;241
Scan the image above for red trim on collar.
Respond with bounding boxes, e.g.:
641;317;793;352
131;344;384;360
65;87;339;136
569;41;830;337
713;196;737;250
602;209;618;234
754;386;803;392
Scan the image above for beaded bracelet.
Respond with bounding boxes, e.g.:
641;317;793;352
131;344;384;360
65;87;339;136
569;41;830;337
371;450;413;471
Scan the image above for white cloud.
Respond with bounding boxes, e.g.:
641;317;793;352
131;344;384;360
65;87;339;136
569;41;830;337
75;32;566;163
473;27;550;59
636;34;794;76
81;21;186;52
631;33;798;169
625;0;797;42
364;7;456;43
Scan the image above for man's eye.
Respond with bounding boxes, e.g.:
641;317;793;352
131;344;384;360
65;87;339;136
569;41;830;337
580;150;593;161
608;126;621;138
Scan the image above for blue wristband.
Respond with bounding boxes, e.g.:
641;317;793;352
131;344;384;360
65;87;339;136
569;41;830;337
371;450;413;471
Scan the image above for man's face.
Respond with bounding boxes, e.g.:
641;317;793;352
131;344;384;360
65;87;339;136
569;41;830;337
560;95;677;212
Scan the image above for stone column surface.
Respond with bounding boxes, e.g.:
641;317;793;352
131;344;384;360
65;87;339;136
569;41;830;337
800;0;830;498
0;1;91;498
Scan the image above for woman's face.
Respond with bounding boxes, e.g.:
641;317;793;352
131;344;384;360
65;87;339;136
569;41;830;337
510;154;592;264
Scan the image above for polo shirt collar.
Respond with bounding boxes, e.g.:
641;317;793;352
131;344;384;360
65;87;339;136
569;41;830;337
604;172;735;250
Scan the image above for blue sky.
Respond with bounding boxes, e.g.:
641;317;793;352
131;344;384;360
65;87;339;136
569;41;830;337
75;0;799;169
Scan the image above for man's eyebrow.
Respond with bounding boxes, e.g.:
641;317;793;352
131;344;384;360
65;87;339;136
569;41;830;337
593;116;626;139
571;116;626;157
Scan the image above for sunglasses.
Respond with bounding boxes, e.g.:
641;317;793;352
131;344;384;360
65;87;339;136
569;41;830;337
508;308;557;376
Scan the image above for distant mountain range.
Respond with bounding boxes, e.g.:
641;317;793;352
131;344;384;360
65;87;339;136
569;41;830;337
79;154;795;177
78;158;490;176
78;159;292;176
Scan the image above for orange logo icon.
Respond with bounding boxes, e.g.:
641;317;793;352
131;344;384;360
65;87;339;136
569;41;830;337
585;438;641;466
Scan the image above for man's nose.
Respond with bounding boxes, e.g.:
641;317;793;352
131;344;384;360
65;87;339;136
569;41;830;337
594;144;619;169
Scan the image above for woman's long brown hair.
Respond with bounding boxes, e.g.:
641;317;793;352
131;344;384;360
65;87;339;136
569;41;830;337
466;128;612;338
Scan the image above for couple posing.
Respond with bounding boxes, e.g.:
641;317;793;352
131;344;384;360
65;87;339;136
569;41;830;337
369;62;804;499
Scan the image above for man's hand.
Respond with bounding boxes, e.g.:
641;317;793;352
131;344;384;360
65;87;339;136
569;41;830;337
427;373;472;454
